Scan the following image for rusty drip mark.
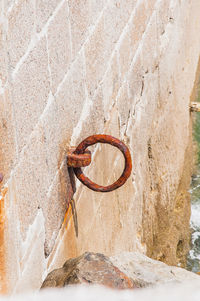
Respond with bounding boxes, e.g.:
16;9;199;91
67;134;132;192
63;198;78;237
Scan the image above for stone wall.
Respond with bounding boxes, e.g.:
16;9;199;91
0;0;200;294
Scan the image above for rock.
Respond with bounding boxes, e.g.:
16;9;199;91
110;252;200;286
41;252;135;289
42;252;200;291
190;102;200;112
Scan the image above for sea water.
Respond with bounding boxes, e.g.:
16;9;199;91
187;170;200;272
187;94;200;272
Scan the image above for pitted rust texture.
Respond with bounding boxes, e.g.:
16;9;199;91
67;134;132;192
67;148;91;168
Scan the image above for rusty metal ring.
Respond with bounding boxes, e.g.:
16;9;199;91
73;134;132;192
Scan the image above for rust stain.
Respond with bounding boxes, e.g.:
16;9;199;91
63;203;73;229
63;199;78;236
0;186;8;294
0;173;3;183
46;200;78;271
62;199;78;259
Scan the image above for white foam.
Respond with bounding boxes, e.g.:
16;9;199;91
189;249;200;261
3;281;200;301
191;231;200;244
190;203;200;230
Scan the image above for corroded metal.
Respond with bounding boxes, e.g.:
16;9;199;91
67;148;91;168
67;134;132;192
70;198;78;237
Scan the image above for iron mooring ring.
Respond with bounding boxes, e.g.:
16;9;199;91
67;134;132;192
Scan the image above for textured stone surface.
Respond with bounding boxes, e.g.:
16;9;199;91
47;1;71;94
11;37;50;153
41;252;135;289
0;25;8;86
0;90;17;182
35;0;60;32
42;251;200;292
0;0;200;295
111;252;200;285
68;0;104;59
7;0;34;67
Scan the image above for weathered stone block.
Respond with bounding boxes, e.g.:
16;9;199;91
0;90;17;182
89;0;105;24
77;87;105;142
1;0;200;295
118;0;157;80
103;0;134;49
11;120;73;258
7;0;34;67
68;0;104;59
11;37;50;153
102;54;121;120
84;0;136;97
116;83;130;135
12;124;49;238
84;17;106;96
41;52;86;177
0;25;8;86
35;0;60;32
3;0;15;13
47;1;71;94
127;53;143;101
44;163;74;257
